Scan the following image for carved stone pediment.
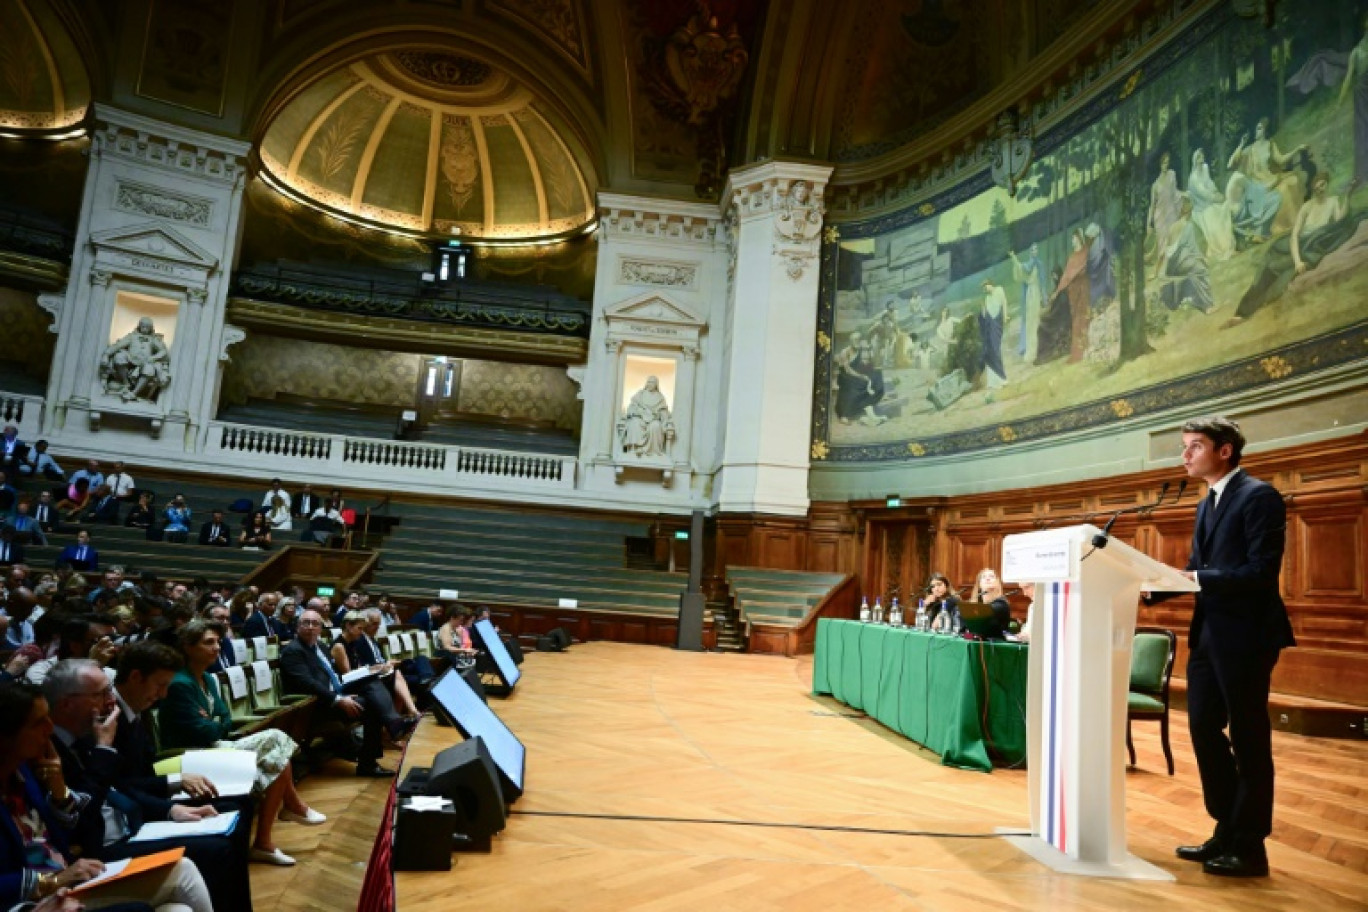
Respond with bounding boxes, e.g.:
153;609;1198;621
89;222;220;273
604;292;704;328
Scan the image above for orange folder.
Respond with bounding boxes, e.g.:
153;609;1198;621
70;847;186;894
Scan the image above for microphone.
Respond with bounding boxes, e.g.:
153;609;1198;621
1001;588;1021;598
954;583;973;595
1091;478;1184;550
1141;480;1172;515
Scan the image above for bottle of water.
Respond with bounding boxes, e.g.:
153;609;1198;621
890;597;901;626
951;609;962;636
872;597;883;624
859;596;870;623
915;599;926;631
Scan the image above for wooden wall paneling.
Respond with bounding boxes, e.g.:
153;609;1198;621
1295;503;1364;598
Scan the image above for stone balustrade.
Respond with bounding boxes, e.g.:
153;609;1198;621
0;393;45;442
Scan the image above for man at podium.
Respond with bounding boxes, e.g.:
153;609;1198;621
1148;416;1294;878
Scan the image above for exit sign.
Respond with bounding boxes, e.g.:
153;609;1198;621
674;530;690;540
886;496;901;508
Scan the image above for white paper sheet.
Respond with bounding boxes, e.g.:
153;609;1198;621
250;660;272;692
130;810;240;841
223;665;248;700
170;750;257;799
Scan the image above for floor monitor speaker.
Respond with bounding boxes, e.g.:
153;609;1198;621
426;735;507;850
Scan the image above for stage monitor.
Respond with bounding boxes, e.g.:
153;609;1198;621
429;668;525;802
471;618;521;695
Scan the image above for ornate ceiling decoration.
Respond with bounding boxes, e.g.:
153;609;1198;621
0;0;90;134
258;48;594;242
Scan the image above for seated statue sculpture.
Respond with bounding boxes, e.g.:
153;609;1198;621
617;376;675;459
100;317;171;403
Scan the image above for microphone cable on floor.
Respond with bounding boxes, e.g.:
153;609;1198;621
510;809;1030;840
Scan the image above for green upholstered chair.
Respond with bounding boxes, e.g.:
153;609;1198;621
1127;627;1177;775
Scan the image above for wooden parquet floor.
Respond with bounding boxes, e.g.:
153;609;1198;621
258;642;1368;912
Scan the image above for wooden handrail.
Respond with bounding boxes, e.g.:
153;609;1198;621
783;574;860;657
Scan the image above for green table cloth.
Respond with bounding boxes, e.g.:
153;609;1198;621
812;618;1028;772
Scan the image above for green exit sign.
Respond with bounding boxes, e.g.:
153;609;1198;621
316;586;336;598
885;497;901;508
674;530;690;540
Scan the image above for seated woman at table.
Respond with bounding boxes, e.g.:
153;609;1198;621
924;572;961;632
159;620;324;866
437;605;478;667
0;679;214;911
972;567;1013;640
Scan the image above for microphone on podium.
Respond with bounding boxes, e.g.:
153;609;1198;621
1091;478;1185;550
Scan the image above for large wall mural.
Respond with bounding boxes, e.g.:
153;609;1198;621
813;3;1368;462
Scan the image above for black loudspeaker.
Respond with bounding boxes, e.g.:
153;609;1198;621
392;803;457;870
536;627;571;652
502;634;524;665
426;736;507;851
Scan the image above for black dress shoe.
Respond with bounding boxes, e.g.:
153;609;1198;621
1203;852;1269;878
1175;837;1225;863
356;763;395;778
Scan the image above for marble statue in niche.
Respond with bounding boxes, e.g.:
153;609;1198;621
100;318;171;403
617;376;675;458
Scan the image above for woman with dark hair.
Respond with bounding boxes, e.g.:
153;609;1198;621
0;681;211;911
331;612;419;720
436;605;477;667
54;479;89;522
923;573;960;632
124;492;155;530
159;620;322;866
239;514;271;551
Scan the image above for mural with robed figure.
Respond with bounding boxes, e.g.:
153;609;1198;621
814;3;1368;461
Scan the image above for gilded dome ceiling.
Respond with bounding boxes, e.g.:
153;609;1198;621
258;48;594;242
0;0;90;134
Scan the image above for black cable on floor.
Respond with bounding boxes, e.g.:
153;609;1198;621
510;809;1030;839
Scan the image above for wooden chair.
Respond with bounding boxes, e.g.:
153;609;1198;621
1127;626;1177;775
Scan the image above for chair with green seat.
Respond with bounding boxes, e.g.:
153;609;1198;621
1127;626;1177;775
214;668;273;728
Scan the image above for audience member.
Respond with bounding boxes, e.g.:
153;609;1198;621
162;495;191;543
10;499;48;546
280;604;410;778
67;460;103;493
204;603;243;671
124;491;155;532
437;604;478;665
332;611;419;718
198;510;231;547
19;438;63;481
972;567;1013;640
265;494;291;532
160;620;324;866
25;617;117;686
305;499;344;545
0;527;25;566
0;471;17;513
104;461;136;500
261;479;290;513
241;592;282;640
0;425;28;476
331;590;362;626
0;678;214;911
239;513;272;550
291;483;318;520
409;601;443;633
32;490;58;534
83;485;121;524
54;479;90;523
55;531;98;573
275;597;298;642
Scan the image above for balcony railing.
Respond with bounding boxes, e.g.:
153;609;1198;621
207;421;575;491
0;393;44;441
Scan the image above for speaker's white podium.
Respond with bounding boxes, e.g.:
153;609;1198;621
999;524;1198;880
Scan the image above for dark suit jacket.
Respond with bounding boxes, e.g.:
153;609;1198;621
1182;470;1295;655
241;609;276;640
291;491;319;518
33;501;57;531
410;608;437;633
0;539;25;565
279;638;340;705
57;544;98;571
0;439;28;475
86;495;121;524
198;520;231;546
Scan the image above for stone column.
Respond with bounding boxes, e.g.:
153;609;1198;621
716;161;832;516
43;104;250;453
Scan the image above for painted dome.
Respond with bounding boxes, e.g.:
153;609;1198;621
258;49;594;241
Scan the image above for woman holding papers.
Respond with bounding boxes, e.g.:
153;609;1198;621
159;621;323;867
0;679;212;911
436;605;478;667
331;613;420;720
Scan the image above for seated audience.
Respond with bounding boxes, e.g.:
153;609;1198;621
290;483;318;521
32;491;58;535
265;495;291;533
280;603;411;778
54;479;89;522
0;679;213;911
409;601;443;633
437;604;478;665
240;592;282;640
305;499;344;545
261;480;290;514
67;460;103;493
198;510;231;547
274;597;298;643
19;438;63;481
331;611;419;719
0;527;25;567
159;620;323;866
162;496;191;543
83;485;120;525
25;617;118;686
55;531;98;573
10;499;48;546
104;462;136;501
239;513;271;551
205;603;243;671
0;425;27;477
123;491;155;531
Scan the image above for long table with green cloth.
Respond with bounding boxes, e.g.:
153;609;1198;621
812;618;1029;772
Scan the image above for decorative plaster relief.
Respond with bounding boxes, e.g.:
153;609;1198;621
618;258;698;288
37;293;64;332
218;324;246;362
600;208;720;243
114;181;215;227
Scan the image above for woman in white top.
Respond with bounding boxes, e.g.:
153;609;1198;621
266;494;292;531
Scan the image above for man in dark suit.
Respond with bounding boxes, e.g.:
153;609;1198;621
42;658;250;908
1152;416;1293;878
0;527;24;566
57;530;98;572
409;601;443;633
291;483;318;522
83;485;121;525
279;603;410;777
0;424;28;477
198;510;231;547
